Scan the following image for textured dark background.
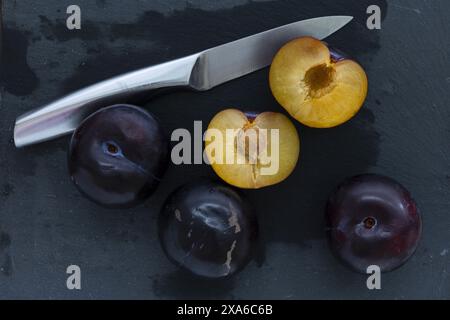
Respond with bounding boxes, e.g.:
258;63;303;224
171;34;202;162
0;0;449;299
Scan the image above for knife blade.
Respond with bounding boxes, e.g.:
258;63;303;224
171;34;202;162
193;16;353;90
14;15;353;147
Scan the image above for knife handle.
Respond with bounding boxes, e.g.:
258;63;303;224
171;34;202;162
14;53;201;148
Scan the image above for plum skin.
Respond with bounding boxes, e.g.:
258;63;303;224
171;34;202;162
326;174;422;273
158;180;258;278
68;104;169;208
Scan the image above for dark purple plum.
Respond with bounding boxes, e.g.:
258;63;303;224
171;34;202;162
68;104;168;208
326;174;421;273
159;180;258;278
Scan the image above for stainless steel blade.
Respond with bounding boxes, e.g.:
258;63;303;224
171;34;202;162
191;16;353;90
14;15;353;147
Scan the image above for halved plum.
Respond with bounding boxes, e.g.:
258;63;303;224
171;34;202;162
204;109;300;189
269;36;368;128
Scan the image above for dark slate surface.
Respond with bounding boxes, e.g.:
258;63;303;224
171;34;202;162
0;0;449;299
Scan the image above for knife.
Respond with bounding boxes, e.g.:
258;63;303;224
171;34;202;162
14;15;353;147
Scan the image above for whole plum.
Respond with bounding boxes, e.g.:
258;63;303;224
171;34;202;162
326;174;421;273
68;104;169;208
159;180;258;278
